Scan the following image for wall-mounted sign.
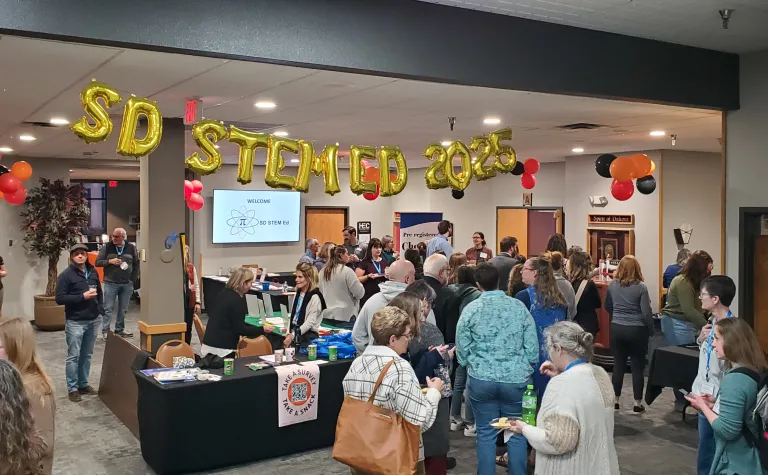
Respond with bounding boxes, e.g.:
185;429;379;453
587;214;634;226
357;221;372;243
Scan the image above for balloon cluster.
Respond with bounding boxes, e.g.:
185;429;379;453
184;180;204;211
0;160;33;205
595;153;657;201
520;158;540;190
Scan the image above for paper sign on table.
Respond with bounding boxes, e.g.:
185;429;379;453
245;294;261;317
275;364;320;427
280;304;289;317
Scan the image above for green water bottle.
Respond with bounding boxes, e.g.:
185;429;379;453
522;384;537;426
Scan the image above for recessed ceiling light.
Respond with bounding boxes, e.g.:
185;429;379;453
0;146;12;153
274;131;289;137
69;169;73;172
290;158;300;163
572;147;585;153
19;134;35;141
650;130;666;137
50;117;69;125
254;101;276;109
441;140;451;147
483;117;501;125
214;144;220;149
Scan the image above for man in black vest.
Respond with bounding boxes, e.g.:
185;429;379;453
95;228;139;339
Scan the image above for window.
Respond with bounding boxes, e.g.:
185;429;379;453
73;181;107;236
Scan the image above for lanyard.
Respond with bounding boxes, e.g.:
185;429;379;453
705;311;733;381
293;293;304;325
116;244;125;256
564;358;587;372
84;269;90;281
372;260;382;275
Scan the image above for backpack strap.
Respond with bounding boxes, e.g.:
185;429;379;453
731;367;761;447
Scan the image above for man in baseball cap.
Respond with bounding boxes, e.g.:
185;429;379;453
55;243;104;402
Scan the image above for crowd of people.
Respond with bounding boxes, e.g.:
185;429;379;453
1;219;767;475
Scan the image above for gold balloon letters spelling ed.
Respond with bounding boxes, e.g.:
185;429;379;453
229;126;269;185
377;146;408;197
71;81;122;144
116;96;163;157
184;119;228;176
349;145;377;195
266;136;301;190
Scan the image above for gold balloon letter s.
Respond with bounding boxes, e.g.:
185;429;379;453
349;145;377;195
377;146;408;197
185;119;228;176
117;96;163;157
71;81;122;144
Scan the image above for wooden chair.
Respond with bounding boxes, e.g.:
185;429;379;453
193;314;206;344
155;340;195;367
237;335;273;358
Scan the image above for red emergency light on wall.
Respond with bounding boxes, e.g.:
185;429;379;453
184;99;203;125
108;180;118;187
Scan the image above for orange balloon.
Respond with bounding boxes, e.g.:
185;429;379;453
631;154;652;178
649;160;656;175
390;173;397;182
364;166;380;184
609;157;634;182
0;191;3;200
10;161;32;181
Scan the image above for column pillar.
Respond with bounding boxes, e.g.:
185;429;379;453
138;118;187;352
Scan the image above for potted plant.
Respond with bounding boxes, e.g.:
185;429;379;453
20;178;89;330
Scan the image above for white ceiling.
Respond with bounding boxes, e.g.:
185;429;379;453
0;36;721;171
418;0;768;53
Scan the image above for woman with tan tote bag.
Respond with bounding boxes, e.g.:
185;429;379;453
336;306;443;475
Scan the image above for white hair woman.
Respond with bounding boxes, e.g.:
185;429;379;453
507;321;620;475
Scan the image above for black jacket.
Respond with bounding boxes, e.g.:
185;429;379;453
55;263;104;321
433;283;481;343
95;241;139;285
202;288;264;350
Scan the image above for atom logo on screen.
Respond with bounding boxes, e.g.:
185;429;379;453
226;206;259;237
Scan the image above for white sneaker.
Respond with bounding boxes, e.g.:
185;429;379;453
464;424;476;437
450;417;465;431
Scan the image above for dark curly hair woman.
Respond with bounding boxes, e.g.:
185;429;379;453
0;359;46;475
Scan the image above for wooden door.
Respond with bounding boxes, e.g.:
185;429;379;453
753;236;768;351
305;208;347;246
497;208;528;257
528;209;558;257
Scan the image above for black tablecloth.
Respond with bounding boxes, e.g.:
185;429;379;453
135;355;352;474
202;277;291;313
645;344;699;405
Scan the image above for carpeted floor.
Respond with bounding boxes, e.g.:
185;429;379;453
35;306;698;474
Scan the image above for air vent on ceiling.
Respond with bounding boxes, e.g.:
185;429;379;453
557;123;604;130
82;151;98;157
22;121;59;128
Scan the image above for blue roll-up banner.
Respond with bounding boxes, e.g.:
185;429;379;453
399;212;443;252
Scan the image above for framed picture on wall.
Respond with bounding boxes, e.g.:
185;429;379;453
522;193;533;207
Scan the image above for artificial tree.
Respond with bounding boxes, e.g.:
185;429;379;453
20;178;90;297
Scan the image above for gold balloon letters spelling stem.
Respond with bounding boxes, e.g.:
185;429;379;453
229;126;269;185
71;81;122;144
116;96;163;157
185;119;228;176
266;136;301;189
299;142;341;195
377;146;408;197
349;145;377;195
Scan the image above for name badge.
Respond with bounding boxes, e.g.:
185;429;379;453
120;262;129;271
479;252;488;259
700;382;716;398
713;396;721;415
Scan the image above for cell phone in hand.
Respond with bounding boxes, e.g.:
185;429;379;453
678;389;690;396
446;344;456;350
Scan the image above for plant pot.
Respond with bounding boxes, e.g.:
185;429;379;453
34;295;65;331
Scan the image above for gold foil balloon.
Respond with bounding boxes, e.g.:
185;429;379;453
489;127;517;173
649;160;656;175
377;146;408;197
185;119;228;176
424;144;449;190
71;80;122;144
445;141;473;191
469;135;496;181
349;145;377;195
266;136;301;190
116;96;163;157
228;126;269;184
299;141;341;195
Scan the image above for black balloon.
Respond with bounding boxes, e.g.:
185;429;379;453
511;161;525;176
595;154;617;178
0;164;8;176
451;189;464;200
636;175;656;195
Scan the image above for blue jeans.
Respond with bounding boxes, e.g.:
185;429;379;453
103;282;133;334
660;315;696;346
450;365;475;425
65;318;100;393
468;376;529;475
697;413;715;475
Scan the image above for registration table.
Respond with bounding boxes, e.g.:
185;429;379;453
202;275;294;313
135;355;352;474
645;344;699;406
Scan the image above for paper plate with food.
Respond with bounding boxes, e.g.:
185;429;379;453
489;417;519;430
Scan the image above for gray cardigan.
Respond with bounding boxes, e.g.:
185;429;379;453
319;264;365;322
605;280;653;329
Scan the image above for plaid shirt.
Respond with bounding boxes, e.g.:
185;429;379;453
342;345;441;461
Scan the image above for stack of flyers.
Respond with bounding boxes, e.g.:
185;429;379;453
246;362;273;371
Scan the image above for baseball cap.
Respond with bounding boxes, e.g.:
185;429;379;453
70;243;89;254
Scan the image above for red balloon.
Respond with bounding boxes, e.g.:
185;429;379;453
0;173;20;195
4;184;26;205
610;180;635;201
363;183;379;201
521;173;536;190
190;180;204;193
524;158;540;175
184;180;194;199
186;193;204;211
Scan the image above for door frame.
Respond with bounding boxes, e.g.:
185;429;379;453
495;206;565;234
303;206;349;242
738;207;768;327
